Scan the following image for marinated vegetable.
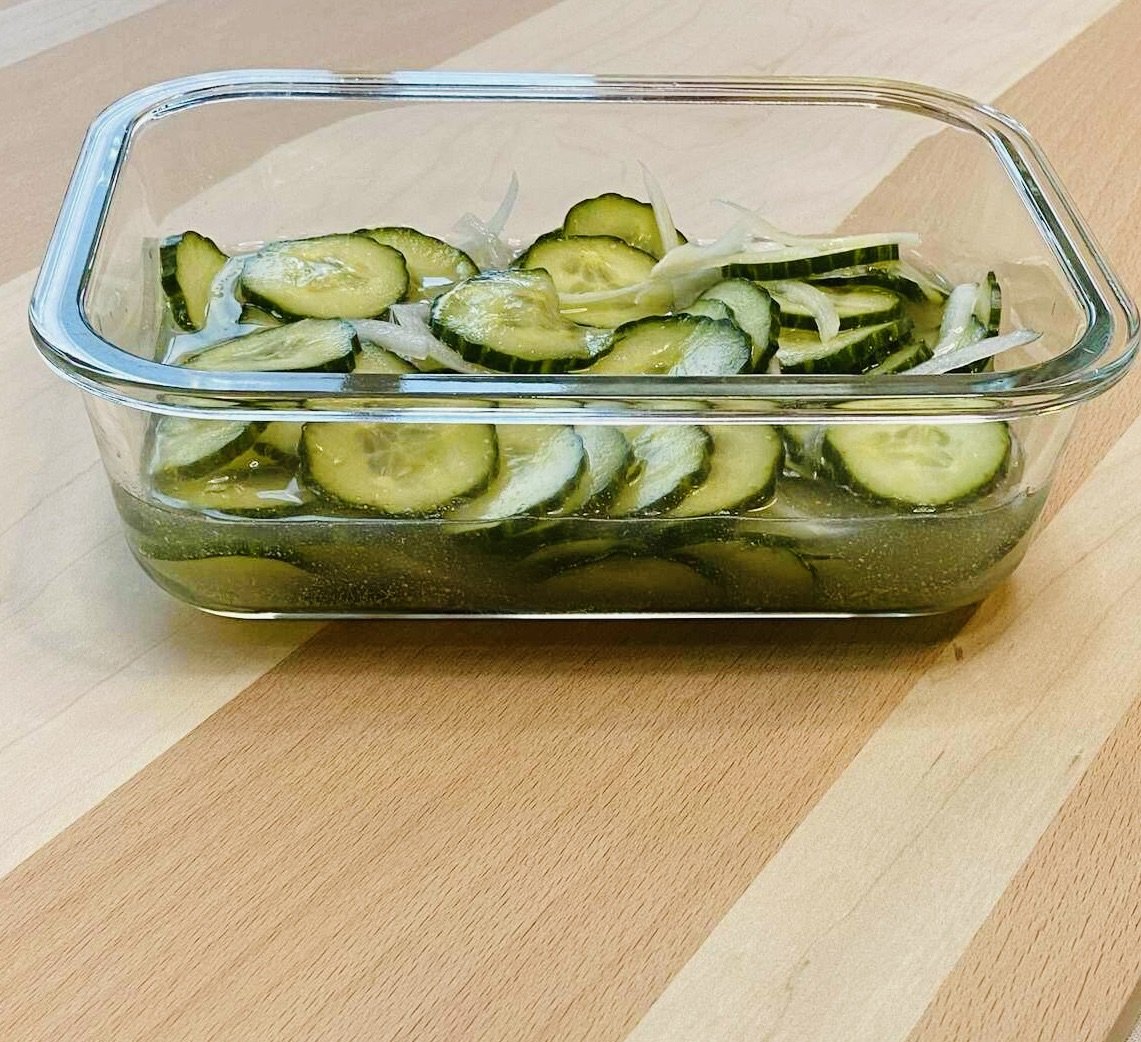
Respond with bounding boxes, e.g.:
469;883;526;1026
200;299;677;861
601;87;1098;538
137;183;1044;614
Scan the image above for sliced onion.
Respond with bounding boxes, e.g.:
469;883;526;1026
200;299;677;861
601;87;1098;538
350;313;496;374
766;280;840;342
906;329;1040;374
486;171;519;237
650;221;758;278
640;162;681;254
717;199;920;251
934;283;980;351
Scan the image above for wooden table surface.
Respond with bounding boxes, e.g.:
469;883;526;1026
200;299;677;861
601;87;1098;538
2;2;1140;1040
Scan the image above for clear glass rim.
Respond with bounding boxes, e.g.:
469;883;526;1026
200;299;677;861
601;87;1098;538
27;69;1139;423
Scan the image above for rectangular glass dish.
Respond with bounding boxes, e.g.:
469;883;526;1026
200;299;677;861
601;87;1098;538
29;71;1138;618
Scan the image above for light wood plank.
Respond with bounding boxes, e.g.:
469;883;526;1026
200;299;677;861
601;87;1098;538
908;698;1141;1042
1;0;1121;879
623;390;1141;1042
0;613;967;1042
0;0;167;69
0;274;321;877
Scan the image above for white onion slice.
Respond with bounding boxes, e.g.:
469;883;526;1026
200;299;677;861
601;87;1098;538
640;162;682;254
906;329;1040;374
766;279;841;342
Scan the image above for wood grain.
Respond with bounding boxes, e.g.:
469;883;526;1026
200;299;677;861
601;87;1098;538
0;1;1139;1041
908;697;1141;1042
1;0;1124;878
0;0;168;68
0;0;559;285
623;400;1141;1042
0;616;963;1042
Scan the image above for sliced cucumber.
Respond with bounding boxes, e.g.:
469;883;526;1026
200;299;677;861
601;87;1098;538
537;555;716;612
697;279;780;370
358;226;478;300
671;539;815;609
431;269;603;373
583;314;750;376
823;420;1011;507
180;319;359;373
556;426;632;514
301;422;498;516
608;426;712;516
149;417;259;481
683;299;736;323
160;231;228;332
240;234;408;320
524;535;637;575
769;282;904;331
517;234;666;327
141;554;317;612
809;261;948;304
354;340;417;375
776;319;911;375
668;425;784;518
780;424;824;475
449;425;586;523
155;450;309;517
865;338;934;375
254;422;304;463
561;193;682;259
724;242;900;281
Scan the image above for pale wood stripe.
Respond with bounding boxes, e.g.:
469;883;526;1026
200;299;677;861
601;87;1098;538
1;0;1121;882
0;0;559;286
0;614;966;1041
907;698;1141;1042
0;0;167;68
0;0;561;876
622;399;1141;1042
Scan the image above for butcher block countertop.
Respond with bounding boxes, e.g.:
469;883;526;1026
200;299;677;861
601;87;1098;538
1;1;1139;1040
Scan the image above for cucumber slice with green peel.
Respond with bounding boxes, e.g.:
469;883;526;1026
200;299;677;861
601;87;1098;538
978;271;1001;334
358;226;478;301
449;425;586;523
776;319;912;374
769;282;905;331
517;234;665;327
682;299;736;323
671;539;816;609
608;425;712;516
865;338;934;375
952;272;1002;373
523;535;638;575
160;231;228;332
823;420;1011;507
556;426;632;515
697;279;780;370
237;304;283;328
583;314;750;376
724;242;900;281
562;193;684;259
154;450;310;517
180;319;359;373
353;340;418;375
253;422;304;463
809;261;948;304
780;424;825;475
149;417;259;481
240;234;408;319
301;422;498;516
431;269;604;373
668;425;784;518
537;555;717;612
140;554;318;612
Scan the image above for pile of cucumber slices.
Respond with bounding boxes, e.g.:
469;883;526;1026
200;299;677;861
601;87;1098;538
151;189;1026;528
